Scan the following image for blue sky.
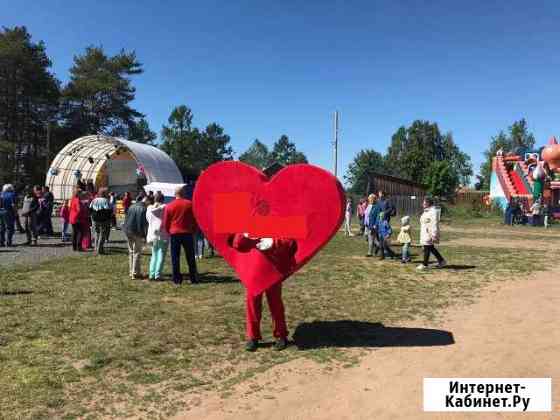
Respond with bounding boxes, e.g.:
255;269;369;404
4;0;560;183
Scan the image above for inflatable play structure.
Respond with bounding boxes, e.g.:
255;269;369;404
490;136;560;218
46;135;183;201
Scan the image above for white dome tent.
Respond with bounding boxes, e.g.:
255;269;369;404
46;135;183;200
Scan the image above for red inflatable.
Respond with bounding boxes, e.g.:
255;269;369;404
193;161;345;296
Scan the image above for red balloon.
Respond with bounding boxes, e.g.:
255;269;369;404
193;161;345;296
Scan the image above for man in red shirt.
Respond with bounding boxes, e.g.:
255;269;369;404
162;185;199;284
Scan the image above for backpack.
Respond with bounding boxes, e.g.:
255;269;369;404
91;208;112;223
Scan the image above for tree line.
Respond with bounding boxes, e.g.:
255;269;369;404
1;26;539;195
0;26;307;186
344;118;537;198
344;120;473;198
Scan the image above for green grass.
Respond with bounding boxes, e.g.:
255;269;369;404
0;217;557;419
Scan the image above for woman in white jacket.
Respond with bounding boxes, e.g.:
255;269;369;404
146;192;169;280
417;197;446;270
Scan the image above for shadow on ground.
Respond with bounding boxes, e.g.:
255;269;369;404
199;272;239;284
293;320;454;350
443;264;476;270
411;261;476;270
0;289;33;296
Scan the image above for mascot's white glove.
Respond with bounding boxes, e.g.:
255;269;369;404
256;238;273;251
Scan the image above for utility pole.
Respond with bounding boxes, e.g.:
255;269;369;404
333;110;339;177
45;122;51;174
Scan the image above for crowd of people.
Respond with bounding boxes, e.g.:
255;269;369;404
349;192;447;270
0;184;56;247
504;196;553;228
0;181;210;286
2;181;449;352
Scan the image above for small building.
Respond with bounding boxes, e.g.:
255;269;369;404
366;172;427;215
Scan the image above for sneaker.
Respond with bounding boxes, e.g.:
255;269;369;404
274;338;288;351
365;254;373;257
437;260;447;269
416;264;429;271
245;339;258;352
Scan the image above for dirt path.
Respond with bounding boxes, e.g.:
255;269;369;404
175;268;559;420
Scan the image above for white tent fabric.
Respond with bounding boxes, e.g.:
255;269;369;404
46;135;183;200
143;182;185;199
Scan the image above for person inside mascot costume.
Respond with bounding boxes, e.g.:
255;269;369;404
229;233;297;351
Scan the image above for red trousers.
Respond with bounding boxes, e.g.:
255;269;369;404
245;282;288;340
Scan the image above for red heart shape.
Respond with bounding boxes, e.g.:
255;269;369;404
193;161;345;296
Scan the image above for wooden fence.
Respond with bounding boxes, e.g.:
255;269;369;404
454;190;489;205
391;194;427;217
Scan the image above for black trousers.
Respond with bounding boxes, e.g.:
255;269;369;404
379;235;396;259
72;223;82;251
423;245;444;266
170;233;198;284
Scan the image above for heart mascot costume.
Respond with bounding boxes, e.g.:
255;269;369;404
193;161;345;350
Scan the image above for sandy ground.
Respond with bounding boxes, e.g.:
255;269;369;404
442;237;554;250
175;266;559;420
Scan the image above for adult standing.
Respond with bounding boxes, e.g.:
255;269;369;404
162;185;199;285
34;185;46;235
42;186;55;236
123;195;149;279
20;189;39;245
417;197;446;270
530;197;543;227
80;190;93;250
0;184;17;247
230;234;292;352
90;188;112;254
369;190;397;260
146;192;169;280
14;184;26;234
122;192;132;216
69;188;87;251
108;192;117;233
364;194;379;257
504;198;515;226
356;198;367;235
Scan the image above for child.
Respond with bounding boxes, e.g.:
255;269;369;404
195;231;205;260
397;215;412;263
59;200;71;241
